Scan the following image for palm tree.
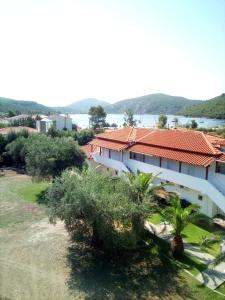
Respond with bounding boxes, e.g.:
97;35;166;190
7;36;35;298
126;171;165;237
162;194;207;258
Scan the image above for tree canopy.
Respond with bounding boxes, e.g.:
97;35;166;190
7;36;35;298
45;169;160;254
25;135;86;179
88;105;107;129
123;109;137;127
157;114;167;129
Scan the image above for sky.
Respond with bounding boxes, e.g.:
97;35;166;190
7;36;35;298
0;0;224;106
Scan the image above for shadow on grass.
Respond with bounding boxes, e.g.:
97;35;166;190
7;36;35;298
66;235;195;300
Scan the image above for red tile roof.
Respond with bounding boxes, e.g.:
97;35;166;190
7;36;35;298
137;130;218;155
82;144;99;159
218;153;225;162
129;144;215;167
86;127;225;166
96;127;150;143
89;139;128;151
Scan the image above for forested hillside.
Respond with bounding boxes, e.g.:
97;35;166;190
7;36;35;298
178;94;225;119
56;98;110;113
0;97;53;114
106;94;201;114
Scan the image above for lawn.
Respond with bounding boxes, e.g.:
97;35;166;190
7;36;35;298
148;213;222;256
16;181;48;202
148;213;163;225
1;172;225;300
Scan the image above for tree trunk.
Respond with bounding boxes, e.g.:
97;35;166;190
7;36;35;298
132;214;145;241
91;221;103;248
171;235;184;259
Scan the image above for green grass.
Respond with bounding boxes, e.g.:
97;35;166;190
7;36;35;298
1;174;225;300
148;213;163;224
16;182;48;202
148;213;222;257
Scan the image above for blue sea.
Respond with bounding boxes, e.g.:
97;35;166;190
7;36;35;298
70;114;225;129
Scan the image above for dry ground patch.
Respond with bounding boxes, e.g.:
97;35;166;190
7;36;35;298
0;172;224;300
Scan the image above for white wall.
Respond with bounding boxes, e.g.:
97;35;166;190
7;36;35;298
55;117;72;130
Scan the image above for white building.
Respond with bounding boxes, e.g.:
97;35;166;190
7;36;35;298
36;114;72;133
48;114;72;131
83;127;225;218
36;117;53;133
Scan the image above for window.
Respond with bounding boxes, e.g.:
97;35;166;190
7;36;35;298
198;195;203;201
115;170;118;176
130;152;136;160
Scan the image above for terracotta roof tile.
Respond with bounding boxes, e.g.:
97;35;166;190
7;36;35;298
86;127;225;167
218;153;225;162
82;144;98;159
129;144;215;167
89;139;128;151
96;127;150;143
138;130;218;155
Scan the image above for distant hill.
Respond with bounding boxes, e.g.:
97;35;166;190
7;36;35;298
0;97;53;114
178;94;225;119
56;98;110;113
106;94;201;114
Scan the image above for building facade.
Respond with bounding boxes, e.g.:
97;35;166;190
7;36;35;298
83;127;225;218
36;114;72;133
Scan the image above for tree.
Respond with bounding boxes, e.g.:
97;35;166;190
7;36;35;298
173;117;179;128
123;109;136;127
25;135;86;180
44;169;159;254
88;106;107;129
162;194;207;258
157;114;167;129
126;172;165;238
8;110;16;117
191;119;198;129
75;129;94;146
6;136;27;165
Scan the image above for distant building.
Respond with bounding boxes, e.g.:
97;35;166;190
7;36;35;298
36;114;72;133
4;114;30;125
83;127;225;218
36;118;53;133
48;114;72;131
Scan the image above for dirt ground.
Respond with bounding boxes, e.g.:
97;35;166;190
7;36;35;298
0;172;83;300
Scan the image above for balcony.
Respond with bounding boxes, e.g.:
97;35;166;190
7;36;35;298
92;153;130;174
126;158;225;213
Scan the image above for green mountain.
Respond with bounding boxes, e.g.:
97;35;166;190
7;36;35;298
56;98;110;113
178;94;225;119
0;97;53;114
106;93;201;114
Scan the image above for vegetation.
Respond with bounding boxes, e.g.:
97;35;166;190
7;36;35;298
123;109;137;127
25;135;86;180
17;181;48;202
198;125;225;138
88;105;107;129
56;98;110;113
190;119;198;129
11;116;36;128
47;127;94;145
157;114;167;128
178;94;225;119
106;93;201;114
0;96;53;114
1;172;225;299
0;129;30;165
44;170;161;254
162;194;208;258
